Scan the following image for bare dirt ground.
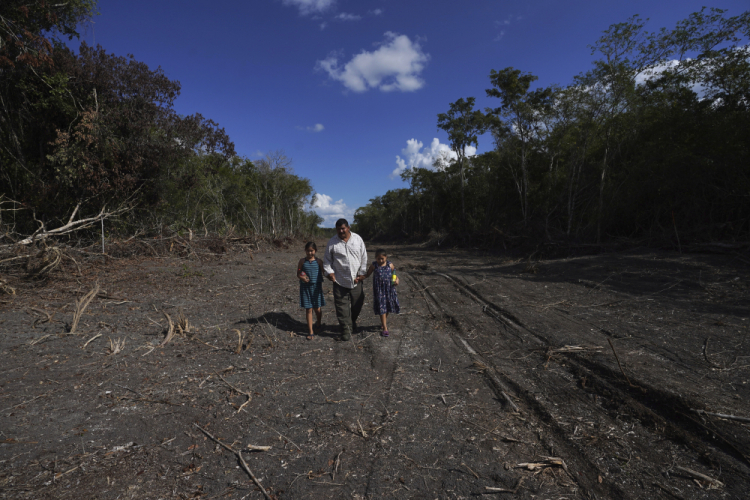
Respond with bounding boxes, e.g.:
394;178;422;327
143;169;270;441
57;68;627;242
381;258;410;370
1;240;749;499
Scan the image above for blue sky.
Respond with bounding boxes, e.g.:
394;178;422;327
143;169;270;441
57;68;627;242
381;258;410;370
75;0;747;226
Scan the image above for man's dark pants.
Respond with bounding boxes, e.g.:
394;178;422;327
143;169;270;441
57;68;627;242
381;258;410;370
333;281;364;335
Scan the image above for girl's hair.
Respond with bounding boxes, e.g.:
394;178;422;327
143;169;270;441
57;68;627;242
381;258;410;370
305;241;317;251
375;248;387;257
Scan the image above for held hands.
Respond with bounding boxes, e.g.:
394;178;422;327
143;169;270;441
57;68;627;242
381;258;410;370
327;273;336;282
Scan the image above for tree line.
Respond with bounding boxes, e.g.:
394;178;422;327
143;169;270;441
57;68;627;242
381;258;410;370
1;0;322;241
354;8;750;247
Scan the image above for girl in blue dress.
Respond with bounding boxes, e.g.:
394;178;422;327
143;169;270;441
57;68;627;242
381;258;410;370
297;242;325;340
362;249;400;337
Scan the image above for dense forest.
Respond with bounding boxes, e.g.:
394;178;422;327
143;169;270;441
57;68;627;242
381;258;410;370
0;0;322;241
354;8;750;247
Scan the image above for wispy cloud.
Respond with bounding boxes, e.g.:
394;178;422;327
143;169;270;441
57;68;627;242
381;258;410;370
312;194;354;226
335;12;361;21
316;32;429;93
493;14;522;41
282;0;335;16
369;9;383;16
297;123;325;132
391;138;476;178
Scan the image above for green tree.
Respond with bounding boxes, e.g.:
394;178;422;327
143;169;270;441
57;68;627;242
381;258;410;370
437;98;487;229
486;68;554;226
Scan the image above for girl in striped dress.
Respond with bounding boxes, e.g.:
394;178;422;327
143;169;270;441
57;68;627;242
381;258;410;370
297;242;326;340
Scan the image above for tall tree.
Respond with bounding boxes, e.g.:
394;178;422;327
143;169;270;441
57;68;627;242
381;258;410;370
437;97;487;229
486;68;554;226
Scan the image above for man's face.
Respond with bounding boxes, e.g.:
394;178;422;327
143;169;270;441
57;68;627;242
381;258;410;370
337;224;350;240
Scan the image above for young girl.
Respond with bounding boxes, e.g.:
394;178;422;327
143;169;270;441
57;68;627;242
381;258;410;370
362;249;400;337
297;242;325;340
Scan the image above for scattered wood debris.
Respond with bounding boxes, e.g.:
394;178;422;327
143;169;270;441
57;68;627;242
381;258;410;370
194;424;271;500
516;456;568;473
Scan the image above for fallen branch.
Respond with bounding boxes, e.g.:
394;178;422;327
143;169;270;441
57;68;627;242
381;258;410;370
691;408;750;424
607;338;644;391
215;372;253;413
461;462;480;479
673;465;724;488
68;283;100;335
29;307;55;328
516;456;568;473
485;477;524;494
12;203;131;246
82;333;102;348
194;424;271;500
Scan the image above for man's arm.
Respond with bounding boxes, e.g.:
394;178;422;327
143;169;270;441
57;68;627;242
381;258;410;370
357;235;368;276
323;240;336;281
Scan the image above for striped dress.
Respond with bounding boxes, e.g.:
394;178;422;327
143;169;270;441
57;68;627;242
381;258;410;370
299;259;325;309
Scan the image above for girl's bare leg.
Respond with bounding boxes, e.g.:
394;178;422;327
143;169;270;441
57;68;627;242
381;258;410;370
380;313;388;331
314;307;322;327
306;308;314;338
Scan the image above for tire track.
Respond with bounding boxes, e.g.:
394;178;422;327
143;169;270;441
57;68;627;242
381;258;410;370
418;270;750;497
406;271;630;499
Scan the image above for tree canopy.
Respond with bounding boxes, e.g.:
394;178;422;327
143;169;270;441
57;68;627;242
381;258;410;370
355;8;750;247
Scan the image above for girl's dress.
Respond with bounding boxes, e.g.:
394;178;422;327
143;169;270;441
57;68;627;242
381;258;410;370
372;260;400;315
299;259;325;308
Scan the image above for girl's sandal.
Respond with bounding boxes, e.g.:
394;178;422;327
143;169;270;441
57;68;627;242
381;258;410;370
381;330;389;337
307;334;315;341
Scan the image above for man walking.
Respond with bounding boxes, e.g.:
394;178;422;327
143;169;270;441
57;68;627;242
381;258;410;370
324;219;367;341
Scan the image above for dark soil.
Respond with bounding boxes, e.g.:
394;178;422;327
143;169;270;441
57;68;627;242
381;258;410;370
1;241;749;499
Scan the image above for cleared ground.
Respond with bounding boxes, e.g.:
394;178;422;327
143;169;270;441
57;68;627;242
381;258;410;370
1;241;749;499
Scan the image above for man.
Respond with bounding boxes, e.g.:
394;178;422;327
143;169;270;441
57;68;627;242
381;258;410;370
323;218;368;341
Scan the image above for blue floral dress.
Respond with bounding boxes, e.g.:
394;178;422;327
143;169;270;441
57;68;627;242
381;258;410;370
299;259;325;309
372;261;400;315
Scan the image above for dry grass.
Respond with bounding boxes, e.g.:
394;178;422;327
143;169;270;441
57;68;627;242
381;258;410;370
69;283;100;335
176;308;190;334
160;311;175;346
108;337;125;355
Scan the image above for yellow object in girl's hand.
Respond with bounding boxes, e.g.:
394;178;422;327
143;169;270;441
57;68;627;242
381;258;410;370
392;273;397;283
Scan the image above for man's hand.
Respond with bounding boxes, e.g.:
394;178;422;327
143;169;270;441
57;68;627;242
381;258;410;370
327;273;336;282
354;275;363;283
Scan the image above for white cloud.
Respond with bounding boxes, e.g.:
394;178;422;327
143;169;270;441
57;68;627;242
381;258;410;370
316;32;429;92
369;9;383;16
312;194;354;227
282;0;335;16
391;138;477;178
295;123;325;132
635;59;681;86
335;13;361;21
319;22;327;30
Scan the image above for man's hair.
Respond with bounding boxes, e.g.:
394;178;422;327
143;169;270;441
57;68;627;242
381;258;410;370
335;218;349;228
